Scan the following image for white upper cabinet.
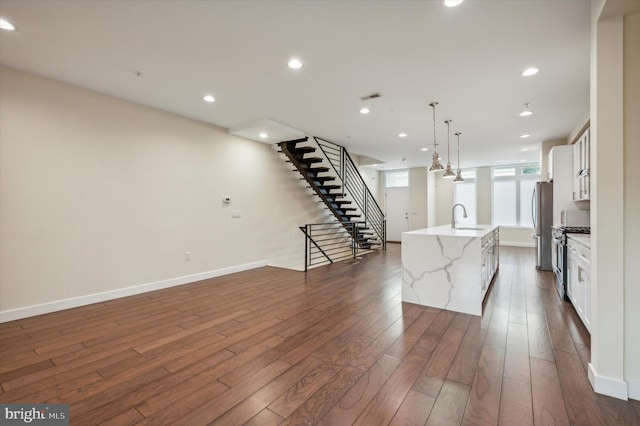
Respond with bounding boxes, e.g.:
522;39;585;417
573;128;590;201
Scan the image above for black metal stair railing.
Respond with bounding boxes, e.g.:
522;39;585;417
278;136;386;269
300;222;354;271
299;221;382;271
314;137;386;248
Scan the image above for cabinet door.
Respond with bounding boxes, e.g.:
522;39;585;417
574;262;584;318
582;130;590;200
567;247;577;305
494;230;499;270
573;129;591;201
573;141;581;200
481;245;489;292
581;264;591;332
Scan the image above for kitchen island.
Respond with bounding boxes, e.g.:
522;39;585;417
401;224;499;316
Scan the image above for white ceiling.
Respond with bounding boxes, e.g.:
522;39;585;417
0;0;591;170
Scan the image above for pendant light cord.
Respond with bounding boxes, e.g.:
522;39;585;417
446;120;451;160
430;102;438;152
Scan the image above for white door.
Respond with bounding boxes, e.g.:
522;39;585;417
385;187;410;242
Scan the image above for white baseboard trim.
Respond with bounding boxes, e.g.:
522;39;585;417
499;242;535;248
588;362;629;400
0;260;268;323
628;379;640;401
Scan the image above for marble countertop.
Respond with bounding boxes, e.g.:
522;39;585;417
403;224;498;238
567;233;591;248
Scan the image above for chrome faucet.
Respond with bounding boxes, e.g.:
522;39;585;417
451;203;468;229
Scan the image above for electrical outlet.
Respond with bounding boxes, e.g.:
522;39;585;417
231;210;242;218
184;252;191;261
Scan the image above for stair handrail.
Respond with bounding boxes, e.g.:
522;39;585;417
313;137;385;243
299;225;333;268
299;222;359;271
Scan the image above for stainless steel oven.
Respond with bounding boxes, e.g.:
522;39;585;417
551;227;566;300
551;226;590;301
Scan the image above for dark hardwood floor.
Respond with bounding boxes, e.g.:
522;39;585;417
1;244;639;425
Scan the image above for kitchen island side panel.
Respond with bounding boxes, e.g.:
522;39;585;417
401;233;483;316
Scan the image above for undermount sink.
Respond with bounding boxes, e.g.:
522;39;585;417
455;227;485;231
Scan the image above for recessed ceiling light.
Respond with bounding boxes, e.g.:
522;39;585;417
443;0;464;7
360;107;370;114
259;132;268;139
421;147;429;152
519;103;533;117
520;148;528;152
398;133;407;138
0;18;15;31
203;95;215;103
288;58;302;69
522;67;539;77
372;164;378;167
520;134;531;138
520;159;526;162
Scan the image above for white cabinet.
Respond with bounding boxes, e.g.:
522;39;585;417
481;228;499;299
573;128;590;201
548;145;575;226
493;228;499;274
581;262;591;331
566;235;591;332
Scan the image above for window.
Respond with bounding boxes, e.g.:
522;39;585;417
385;170;409;188
492;164;540;227
454;169;477;225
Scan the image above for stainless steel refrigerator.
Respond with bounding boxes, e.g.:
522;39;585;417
532;181;553;270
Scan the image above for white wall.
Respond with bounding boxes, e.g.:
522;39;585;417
409;168;428;230
566;113;590;144
427;168;437;228
434;171;454;226
0;66;329;320
357;163;380;203
476;167;492;225
588;0;634;400
623;11;640;400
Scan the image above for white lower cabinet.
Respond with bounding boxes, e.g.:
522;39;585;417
566;235;591;333
480;228;500;299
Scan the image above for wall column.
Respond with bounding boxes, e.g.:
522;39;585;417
588;4;627;399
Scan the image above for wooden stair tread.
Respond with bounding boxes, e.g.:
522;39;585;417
308;167;330;174
292;146;316;153
301;157;323;164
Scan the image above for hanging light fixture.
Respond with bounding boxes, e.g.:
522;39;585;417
443;119;456;178
453;132;464;182
428;102;444;172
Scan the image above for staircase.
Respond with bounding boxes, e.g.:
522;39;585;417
278;137;386;269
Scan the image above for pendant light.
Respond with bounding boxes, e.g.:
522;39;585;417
443;119;456;178
428;102;444;172
453;132;464;182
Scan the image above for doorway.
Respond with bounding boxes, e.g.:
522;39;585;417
385;186;410;242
